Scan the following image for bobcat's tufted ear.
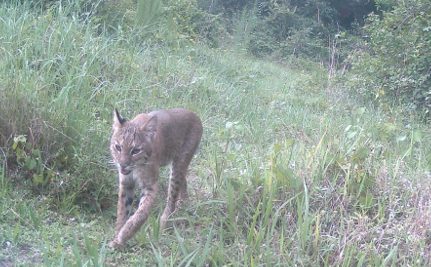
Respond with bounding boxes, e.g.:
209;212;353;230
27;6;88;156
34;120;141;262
141;116;158;142
113;109;127;131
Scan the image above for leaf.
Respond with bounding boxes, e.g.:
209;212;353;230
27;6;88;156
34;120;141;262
355;107;365;115
283;168;294;180
359;192;375;209
273;143;283;154
33;173;44;184
276;166;293;179
13;221;21;241
25;142;32;150
13;135;26;150
290;176;302;190
31;149;41;157
234;124;245;131
15;148;24;160
285;139;294;147
227;153;235;160
355;147;371;160
396;135;407;142
413;131;422;143
347;131;357;139
25;157;37;170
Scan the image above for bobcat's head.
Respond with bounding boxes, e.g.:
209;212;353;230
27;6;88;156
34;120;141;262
110;109;158;175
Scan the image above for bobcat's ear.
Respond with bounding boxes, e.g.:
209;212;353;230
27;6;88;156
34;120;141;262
141;116;158;141
113;109;127;130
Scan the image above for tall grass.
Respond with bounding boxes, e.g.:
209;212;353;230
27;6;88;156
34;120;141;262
1;1;431;266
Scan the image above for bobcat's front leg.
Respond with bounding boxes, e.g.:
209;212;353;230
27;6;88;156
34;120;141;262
114;181;159;247
108;181;135;248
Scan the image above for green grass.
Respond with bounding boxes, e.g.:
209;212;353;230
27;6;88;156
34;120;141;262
1;1;431;266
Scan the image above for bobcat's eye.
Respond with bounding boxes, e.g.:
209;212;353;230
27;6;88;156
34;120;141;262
131;148;141;155
115;145;122;152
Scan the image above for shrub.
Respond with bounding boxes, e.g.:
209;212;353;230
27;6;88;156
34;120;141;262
348;0;431;115
158;0;224;47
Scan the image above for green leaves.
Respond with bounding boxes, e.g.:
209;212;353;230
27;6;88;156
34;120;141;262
11;135;47;185
413;131;422;143
25;156;37;171
350;0;431;114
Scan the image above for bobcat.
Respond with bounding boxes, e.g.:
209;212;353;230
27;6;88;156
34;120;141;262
108;108;203;248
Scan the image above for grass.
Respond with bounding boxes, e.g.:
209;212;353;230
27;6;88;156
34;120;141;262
1;1;431;266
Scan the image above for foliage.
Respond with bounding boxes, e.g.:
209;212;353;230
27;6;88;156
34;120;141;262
87;0;137;32
12;135;52;186
249;1;332;59
201;0;380;61
348;0;431;115
93;0;225;47
158;0;224;47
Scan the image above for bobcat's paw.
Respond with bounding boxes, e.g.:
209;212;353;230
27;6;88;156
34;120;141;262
108;240;124;249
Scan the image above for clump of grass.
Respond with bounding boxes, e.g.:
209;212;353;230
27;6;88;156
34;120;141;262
0;0;130;209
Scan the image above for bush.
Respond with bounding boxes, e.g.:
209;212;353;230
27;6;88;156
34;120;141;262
220;1;332;60
248;2;331;59
348;0;431;115
158;0;224;47
203;0;380;62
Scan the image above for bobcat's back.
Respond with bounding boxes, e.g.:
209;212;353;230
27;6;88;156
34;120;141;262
110;108;202;173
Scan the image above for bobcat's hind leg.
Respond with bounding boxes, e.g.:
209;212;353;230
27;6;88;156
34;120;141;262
180;175;189;200
160;132;200;231
160;156;193;230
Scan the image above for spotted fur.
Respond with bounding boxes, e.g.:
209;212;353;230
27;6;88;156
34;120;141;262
108;108;202;248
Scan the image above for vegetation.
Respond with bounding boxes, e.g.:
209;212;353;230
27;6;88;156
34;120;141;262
1;0;431;266
348;0;431;115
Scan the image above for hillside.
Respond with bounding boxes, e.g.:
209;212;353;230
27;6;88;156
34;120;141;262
1;1;431;266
